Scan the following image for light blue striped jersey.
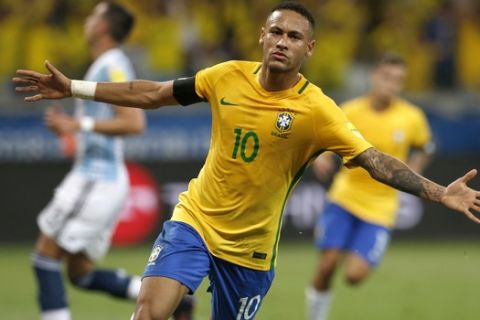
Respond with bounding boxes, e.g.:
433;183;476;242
73;48;135;181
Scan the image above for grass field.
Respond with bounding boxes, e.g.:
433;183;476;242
1;239;479;319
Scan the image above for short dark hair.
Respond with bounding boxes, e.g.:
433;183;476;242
271;1;315;30
103;1;135;43
377;53;406;68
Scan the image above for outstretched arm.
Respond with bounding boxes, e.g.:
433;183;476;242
352;147;480;223
13;61;177;109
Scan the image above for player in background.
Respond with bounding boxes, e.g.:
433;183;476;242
13;2;480;320
26;3;146;320
305;54;435;320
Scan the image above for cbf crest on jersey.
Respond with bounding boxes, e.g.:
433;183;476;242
275;112;294;133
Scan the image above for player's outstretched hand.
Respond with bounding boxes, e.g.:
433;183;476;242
441;169;480;224
13;60;71;102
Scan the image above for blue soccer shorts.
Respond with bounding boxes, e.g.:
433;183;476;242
315;201;391;267
143;220;275;320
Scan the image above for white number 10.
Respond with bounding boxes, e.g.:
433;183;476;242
236;295;262;320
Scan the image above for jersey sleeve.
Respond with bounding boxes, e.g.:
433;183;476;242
410;109;432;150
313;96;372;168
194;61;233;102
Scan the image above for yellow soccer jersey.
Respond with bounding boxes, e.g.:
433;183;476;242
171;61;371;270
328;96;432;228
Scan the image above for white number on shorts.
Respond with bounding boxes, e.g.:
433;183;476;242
236;295;262;320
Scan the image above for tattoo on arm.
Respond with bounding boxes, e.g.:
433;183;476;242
352;148;444;202
129;81;133;91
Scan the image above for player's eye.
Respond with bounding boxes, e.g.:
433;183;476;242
289;33;302;40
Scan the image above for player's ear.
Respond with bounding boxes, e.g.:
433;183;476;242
305;39;315;58
259;27;265;45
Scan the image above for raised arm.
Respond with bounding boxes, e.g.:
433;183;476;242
13;61;177;109
352;147;480;223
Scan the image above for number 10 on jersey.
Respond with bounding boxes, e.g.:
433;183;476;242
232;128;259;163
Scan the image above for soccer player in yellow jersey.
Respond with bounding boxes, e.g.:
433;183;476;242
306;55;434;320
14;2;480;320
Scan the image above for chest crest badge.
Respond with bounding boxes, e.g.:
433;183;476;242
275;112;294;133
392;130;405;143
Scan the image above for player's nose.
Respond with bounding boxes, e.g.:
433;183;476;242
276;34;289;50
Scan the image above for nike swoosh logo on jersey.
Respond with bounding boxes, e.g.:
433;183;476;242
220;97;239;106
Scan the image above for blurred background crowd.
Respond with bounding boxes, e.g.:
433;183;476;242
1;0;480;95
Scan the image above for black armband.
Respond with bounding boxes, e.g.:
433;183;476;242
173;77;204;106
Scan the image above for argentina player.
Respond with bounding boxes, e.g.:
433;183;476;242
28;3;144;320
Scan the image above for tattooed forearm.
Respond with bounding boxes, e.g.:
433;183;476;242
128;81;133;91
353;148;445;202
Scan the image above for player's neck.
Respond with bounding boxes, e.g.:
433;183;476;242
258;68;301;92
369;94;392;111
90;37;118;60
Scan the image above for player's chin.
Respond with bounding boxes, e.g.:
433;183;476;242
266;60;290;73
